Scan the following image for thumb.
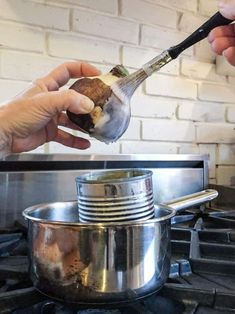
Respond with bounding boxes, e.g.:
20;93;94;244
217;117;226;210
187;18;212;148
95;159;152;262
219;0;235;20
32;89;94;116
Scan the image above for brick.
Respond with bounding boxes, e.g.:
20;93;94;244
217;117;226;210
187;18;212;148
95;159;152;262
131;93;177;118
48;33;120;64
194;40;215;63
0;0;69;30
0;79;30;102
198;144;216;178
198;0;218;16
181;58;226;82
122;46;179;75
121;141;178;154
209;178;216;184
142;119;195;142
178;101;225;122
216;166;235;186
48;140;120;154
73;9;139;44
120;118;141;140
179;13;207;34
121;0;177;29
146;75;197;99
0;22;44;52
198;82;235;103
55;0;118;14
141;24;193;55
178;144;199;154
196;123;235;143
216;56;235;77
218;144;235;164
226;106;235;123
0;51;66;81
229;76;235;85
146;0;197;12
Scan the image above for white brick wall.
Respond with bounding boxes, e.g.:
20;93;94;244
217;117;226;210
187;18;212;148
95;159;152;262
216;56;235;77
196;123;235;143
218;144;235;164
198;0;218;16
72;9;139;44
146;75;197;99
121;0;177;29
141;24;193;56
181;58;226;82
216;166;235;186
0;0;69;30
178;101;225;122
0;22;44;52
0;0;235;186
142;119;195;142
198;82;235;103
55;0;118;14
179;13;207;34
48;33;120;64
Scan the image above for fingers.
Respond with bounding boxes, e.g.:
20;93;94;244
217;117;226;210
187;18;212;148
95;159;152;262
54;129;91;150
210;36;235;54
57;112;85;132
31;89;94;117
223;46;235;65
219;0;235;20
38;61;101;91
208;24;235;43
208;24;235;56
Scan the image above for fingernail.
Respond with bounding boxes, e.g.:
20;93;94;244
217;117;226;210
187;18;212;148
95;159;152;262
80;97;94;113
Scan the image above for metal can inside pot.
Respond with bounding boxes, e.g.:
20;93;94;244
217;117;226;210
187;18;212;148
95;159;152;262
75;169;155;223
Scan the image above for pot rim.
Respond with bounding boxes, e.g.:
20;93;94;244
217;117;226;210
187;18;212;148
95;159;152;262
75;168;153;184
22;201;176;227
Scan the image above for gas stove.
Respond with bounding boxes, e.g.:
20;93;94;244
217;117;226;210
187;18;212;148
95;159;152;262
1;184;235;314
0;154;235;313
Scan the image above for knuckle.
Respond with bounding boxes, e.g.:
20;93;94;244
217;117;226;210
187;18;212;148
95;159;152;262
32;78;47;92
66;89;80;103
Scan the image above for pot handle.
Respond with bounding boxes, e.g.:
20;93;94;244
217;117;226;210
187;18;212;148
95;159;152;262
164;189;218;213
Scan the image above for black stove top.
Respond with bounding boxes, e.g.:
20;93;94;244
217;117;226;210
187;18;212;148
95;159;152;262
1;203;235;314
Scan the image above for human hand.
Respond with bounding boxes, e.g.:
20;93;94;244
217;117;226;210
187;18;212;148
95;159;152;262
0;61;100;157
208;0;235;65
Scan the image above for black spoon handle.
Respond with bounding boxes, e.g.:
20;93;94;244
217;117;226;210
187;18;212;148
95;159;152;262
168;11;233;59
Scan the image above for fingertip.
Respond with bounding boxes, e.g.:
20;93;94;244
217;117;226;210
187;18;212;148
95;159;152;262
81;62;101;76
79;96;95;113
208;29;215;43
65;89;94;114
211;40;223;55
223;47;235;66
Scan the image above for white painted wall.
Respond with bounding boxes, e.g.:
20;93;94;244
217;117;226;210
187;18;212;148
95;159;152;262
1;0;235;185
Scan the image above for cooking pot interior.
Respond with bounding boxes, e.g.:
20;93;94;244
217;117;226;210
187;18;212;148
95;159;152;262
23;202;175;225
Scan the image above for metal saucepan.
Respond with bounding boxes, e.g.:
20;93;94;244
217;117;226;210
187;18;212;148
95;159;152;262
23;172;218;304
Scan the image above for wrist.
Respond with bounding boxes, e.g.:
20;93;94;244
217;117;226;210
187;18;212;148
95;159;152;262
0;110;12;159
0;131;11;159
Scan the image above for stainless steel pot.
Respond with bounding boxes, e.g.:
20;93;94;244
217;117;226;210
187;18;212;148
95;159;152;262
23;189;218;304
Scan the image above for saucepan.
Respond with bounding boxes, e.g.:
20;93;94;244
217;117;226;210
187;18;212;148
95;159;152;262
23;170;218;305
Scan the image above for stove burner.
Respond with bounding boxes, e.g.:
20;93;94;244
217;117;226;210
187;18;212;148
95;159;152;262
1;206;235;313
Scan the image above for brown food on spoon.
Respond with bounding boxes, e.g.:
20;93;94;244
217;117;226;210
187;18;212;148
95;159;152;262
67;65;129;143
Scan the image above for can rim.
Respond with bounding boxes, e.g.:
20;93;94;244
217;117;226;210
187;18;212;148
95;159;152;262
75;168;153;184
